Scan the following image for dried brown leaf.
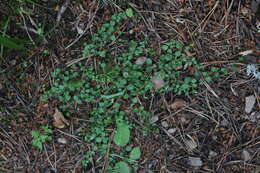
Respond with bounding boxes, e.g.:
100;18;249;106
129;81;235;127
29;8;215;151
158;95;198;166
170;99;187;110
53;108;69;128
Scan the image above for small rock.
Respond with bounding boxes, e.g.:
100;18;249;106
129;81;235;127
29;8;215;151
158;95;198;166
161;121;169;128
135;57;146;65
180;117;187;123
129;29;134;34
220;119;229;126
245;95;256;114
151;78;165;89
58;138;67;144
185;139;197;151
212;135;217;140
209;150;218;159
10;60;16;66
176;18;185;24
188;157;203;167
242;149;251;161
167;128;177;134
249;112;259;122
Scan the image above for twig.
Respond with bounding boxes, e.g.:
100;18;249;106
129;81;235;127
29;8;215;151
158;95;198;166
44;145;55;171
65;2;99;50
57;129;82;142
192;0;219;34
65;55;92;67
56;0;71;23
101;130;115;173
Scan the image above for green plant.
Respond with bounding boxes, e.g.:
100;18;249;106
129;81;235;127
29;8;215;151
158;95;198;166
113;123;130;147
31;125;53;150
112;146;141;172
43;8;228;172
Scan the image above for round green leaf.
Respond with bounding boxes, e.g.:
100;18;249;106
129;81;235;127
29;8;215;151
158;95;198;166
126;8;134;18
113;124;130;147
114;161;131;173
129;147;141;160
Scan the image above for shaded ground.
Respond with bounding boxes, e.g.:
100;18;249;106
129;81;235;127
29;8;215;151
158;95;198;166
0;0;260;172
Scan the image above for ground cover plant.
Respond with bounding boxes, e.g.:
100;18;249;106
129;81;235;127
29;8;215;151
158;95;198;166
1;0;260;172
42;8;228;172
31;125;53;150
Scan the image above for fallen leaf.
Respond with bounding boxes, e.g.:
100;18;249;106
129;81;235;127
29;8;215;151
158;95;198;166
245;95;256;114
53;108;69;128
170;99;187;110
151;78;165;89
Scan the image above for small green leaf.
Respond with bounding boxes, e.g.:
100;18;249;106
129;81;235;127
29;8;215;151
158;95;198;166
113;124;130;146
126;8;134;18
114;161;131;173
32;140;43;150
69;80;83;88
129;147;141;160
31;130;40;138
161;45;168;51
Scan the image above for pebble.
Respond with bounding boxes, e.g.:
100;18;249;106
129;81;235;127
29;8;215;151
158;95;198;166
167;128;177;134
58;138;67;144
161;121;169;128
209;150;218;159
188;157;203;167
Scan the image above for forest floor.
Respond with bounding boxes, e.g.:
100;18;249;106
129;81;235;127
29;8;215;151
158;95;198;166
0;0;260;172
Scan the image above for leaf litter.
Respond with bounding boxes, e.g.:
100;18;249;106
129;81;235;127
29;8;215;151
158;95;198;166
53;108;69;129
